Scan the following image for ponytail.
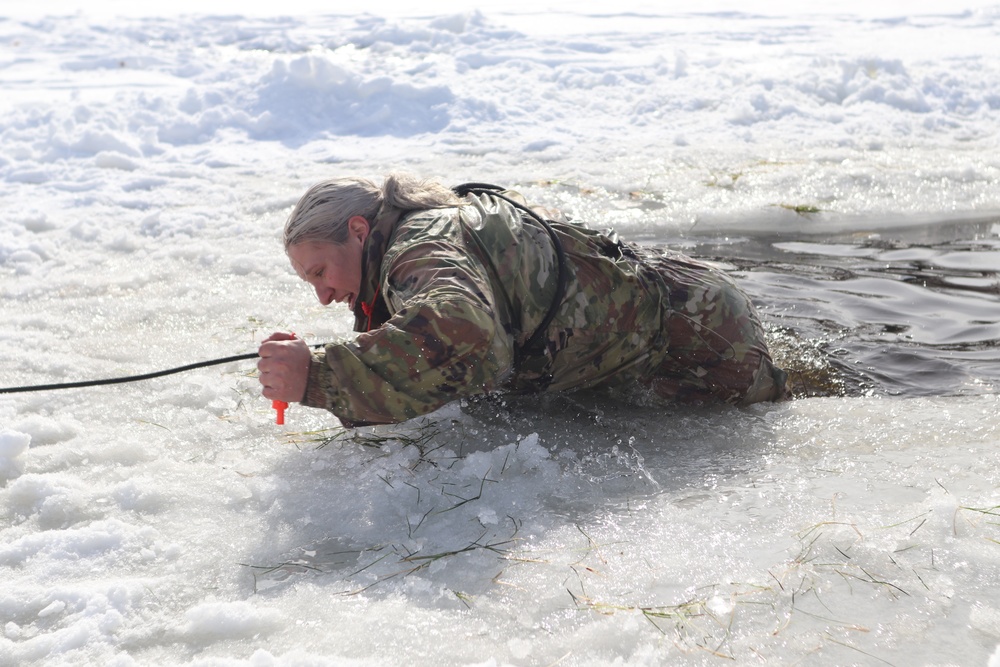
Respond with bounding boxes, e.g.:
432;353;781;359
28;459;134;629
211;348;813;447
284;173;461;250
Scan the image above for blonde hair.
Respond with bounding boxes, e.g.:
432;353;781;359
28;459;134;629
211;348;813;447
283;173;461;249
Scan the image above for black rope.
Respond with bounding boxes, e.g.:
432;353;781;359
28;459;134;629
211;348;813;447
0;344;328;395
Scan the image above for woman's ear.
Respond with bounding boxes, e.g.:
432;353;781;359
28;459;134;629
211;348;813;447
347;215;370;244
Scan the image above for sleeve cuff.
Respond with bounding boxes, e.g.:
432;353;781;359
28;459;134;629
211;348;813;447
301;351;333;409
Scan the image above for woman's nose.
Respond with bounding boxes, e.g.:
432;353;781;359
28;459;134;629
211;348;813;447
315;285;334;306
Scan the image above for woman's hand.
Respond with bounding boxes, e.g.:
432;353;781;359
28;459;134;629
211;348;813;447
258;332;311;402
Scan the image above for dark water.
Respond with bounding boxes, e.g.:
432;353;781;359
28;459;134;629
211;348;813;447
677;218;1000;398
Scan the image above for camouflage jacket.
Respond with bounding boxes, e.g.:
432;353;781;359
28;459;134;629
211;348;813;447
302;190;673;426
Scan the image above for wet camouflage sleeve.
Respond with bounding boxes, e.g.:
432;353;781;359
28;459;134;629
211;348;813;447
302;205;515;425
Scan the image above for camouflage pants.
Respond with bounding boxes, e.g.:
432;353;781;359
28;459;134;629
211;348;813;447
640;249;788;405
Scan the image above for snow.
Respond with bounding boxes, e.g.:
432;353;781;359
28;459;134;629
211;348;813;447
1;0;999;665
0;431;31;482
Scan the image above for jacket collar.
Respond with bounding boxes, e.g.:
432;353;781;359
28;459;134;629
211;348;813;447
351;203;403;332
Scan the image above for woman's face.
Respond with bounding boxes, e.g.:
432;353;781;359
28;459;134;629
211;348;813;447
288;216;369;309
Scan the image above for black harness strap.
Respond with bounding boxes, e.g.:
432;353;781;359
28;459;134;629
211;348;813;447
451;183;570;366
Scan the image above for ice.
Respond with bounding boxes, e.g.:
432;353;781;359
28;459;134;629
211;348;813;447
1;1;999;665
0;431;31;482
181;601;283;641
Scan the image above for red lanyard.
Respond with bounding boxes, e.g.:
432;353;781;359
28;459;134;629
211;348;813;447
360;284;381;332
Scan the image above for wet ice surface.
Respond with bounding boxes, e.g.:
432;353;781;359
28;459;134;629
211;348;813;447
2;1;1000;665
4;389;1000;666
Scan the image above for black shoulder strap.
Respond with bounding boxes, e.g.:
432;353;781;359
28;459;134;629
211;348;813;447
452;183;569;360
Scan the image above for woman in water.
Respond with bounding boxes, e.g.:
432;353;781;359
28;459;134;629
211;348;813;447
258;174;787;427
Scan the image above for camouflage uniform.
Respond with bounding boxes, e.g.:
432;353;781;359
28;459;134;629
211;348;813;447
302;190;787;426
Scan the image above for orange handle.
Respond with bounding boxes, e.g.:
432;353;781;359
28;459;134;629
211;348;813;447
272;400;288;425
271;332;295;425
